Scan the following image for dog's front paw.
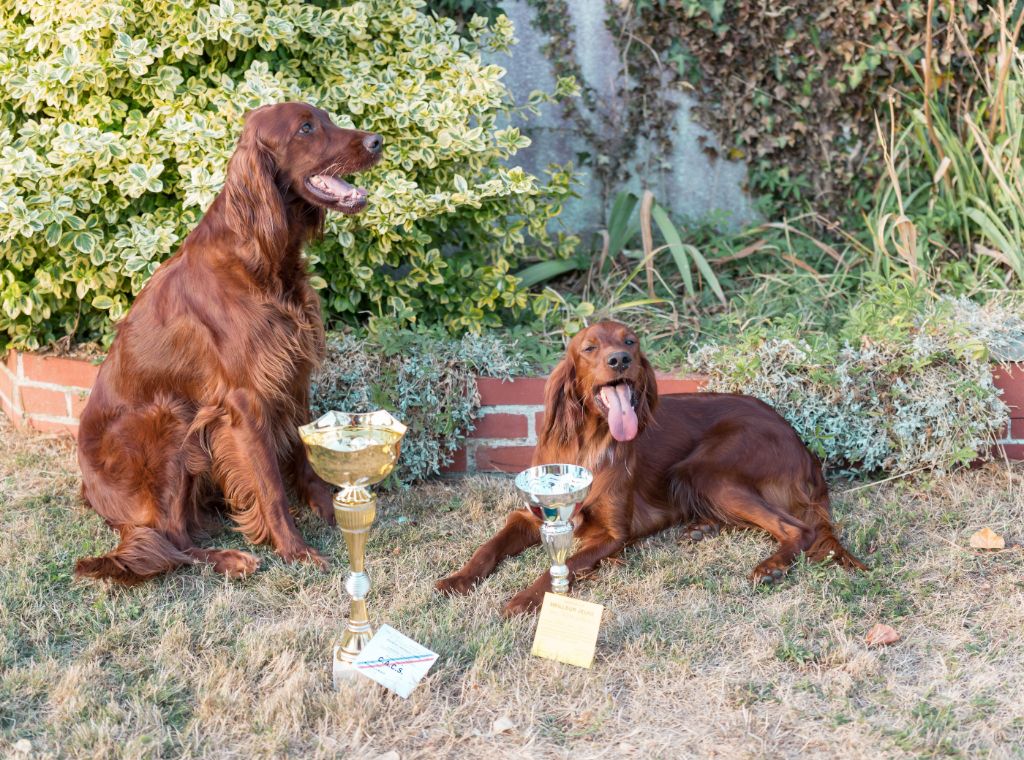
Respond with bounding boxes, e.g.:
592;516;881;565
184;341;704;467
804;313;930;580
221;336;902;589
435;573;477;596
502;590;544;618
279;544;329;571
750;555;790;586
680;522;722;543
212;549;261;578
307;482;336;526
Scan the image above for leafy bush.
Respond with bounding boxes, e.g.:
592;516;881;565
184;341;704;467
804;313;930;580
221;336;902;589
0;0;577;350
311;325;529;484
689;286;1013;476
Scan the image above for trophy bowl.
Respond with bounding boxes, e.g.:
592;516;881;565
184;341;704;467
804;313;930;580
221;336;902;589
298;409;407;688
299;409;405;489
514;464;593;522
514;464;593;595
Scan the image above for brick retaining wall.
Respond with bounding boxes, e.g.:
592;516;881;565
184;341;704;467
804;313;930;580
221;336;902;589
3;350;1023;471
456;375;706;473
1;352;99;437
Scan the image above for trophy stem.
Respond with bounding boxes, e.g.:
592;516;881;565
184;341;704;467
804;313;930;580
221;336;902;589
333;486;376;687
540;521;574;595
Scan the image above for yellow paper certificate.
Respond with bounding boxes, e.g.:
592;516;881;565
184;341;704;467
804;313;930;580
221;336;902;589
530;593;604;668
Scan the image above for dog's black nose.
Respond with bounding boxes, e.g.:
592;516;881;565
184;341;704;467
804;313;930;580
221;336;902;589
363;133;383;154
607;352;631;370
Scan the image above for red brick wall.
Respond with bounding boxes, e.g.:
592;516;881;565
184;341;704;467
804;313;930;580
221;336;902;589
994;364;1024;461
1;352;99;437
455;375;706;473
3;350;1023;471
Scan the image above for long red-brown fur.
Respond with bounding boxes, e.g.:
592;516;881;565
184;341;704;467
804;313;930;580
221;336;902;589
437;320;865;615
75;102;382;584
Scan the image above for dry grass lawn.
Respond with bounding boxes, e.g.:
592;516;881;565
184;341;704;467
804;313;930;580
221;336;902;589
2;415;1024;759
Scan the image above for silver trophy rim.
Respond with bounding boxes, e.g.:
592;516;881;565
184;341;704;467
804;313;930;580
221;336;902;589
514;463;593;506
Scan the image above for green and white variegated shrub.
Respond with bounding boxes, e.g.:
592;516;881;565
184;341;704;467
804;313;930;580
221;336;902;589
311;325;530;484
689;291;1013;477
0;0;577;349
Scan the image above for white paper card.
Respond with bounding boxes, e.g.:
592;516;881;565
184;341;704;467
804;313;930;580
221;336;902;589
352;624;438;698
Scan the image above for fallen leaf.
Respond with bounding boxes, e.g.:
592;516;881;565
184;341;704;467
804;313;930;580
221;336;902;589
969;527;1006;550
865;623;900;647
491;716;516;735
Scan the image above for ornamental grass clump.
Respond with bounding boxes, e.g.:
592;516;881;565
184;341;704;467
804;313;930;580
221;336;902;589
0;0;577;350
690;291;1013;476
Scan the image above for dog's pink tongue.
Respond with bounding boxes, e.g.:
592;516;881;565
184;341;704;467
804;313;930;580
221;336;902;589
601;384;638;442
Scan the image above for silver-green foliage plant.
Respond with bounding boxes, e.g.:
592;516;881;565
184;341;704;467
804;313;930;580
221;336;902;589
311;326;530;484
0;0;577;349
689;289;1012;476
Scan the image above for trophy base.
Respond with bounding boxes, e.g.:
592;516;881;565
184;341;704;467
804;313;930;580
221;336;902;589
331;622;374;689
550;566;570;595
332;642;375;689
333;645;362;688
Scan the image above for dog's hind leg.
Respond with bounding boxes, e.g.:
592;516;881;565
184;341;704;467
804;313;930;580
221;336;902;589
76;401;198;584
702;481;814;585
185;547;260;577
75;524;194;585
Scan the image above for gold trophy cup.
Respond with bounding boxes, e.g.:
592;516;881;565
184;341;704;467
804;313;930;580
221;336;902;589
298;409;407;687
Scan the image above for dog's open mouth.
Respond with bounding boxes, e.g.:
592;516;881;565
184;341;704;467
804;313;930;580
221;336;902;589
305;174;369;215
594;380;638;442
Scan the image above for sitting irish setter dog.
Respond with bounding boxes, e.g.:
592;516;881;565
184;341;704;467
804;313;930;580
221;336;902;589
75;102;382;584
437;320;864;615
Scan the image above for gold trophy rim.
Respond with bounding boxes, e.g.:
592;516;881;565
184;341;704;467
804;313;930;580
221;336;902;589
298;409;408;488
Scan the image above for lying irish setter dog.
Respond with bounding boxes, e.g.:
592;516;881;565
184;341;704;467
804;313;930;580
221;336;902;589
437;320;864;615
75;102;382;584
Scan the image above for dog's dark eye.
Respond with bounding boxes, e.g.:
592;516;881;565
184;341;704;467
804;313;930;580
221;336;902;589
624;338;635;346
298;122;314;135
582;345;597;353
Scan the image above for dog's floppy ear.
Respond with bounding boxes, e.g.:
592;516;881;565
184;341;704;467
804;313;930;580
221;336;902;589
539;353;585;447
223;119;288;272
634;350;659;431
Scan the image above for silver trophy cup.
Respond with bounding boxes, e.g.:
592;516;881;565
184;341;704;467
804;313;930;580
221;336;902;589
514;464;593;594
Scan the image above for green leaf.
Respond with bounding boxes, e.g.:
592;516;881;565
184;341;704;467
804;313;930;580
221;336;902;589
73;231;96;255
650;203;694;296
683;243;726;305
45;223;62;247
606;191;639;256
514;257;586;288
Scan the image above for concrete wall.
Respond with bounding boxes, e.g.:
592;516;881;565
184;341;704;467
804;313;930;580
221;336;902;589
488;0;757;238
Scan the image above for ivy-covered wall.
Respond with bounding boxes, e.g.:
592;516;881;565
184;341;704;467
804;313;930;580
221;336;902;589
488;0;757;234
